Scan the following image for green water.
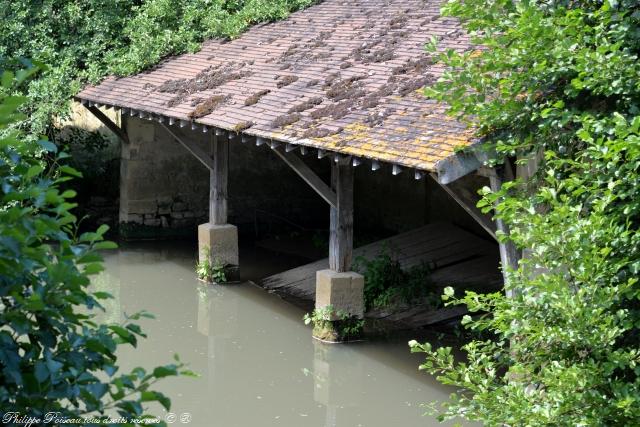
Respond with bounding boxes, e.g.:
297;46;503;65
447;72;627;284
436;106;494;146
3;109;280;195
94;242;471;427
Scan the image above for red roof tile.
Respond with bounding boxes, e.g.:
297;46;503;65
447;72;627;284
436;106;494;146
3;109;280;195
77;0;481;181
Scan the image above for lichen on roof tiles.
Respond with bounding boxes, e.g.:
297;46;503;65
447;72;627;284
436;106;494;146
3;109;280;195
77;0;479;173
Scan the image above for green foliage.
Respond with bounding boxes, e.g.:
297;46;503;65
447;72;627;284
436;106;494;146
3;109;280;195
0;68;194;423
196;251;228;284
412;1;640;425
304;305;364;342
353;247;437;310
0;0;316;137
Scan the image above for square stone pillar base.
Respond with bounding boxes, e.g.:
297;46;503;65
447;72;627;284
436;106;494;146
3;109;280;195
315;269;364;319
198;223;239;280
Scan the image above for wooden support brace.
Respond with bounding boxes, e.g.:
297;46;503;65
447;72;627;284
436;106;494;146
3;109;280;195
210;134;228;225
429;173;497;241
271;145;337;208
85;104;129;144
160;123;215;171
329;161;354;272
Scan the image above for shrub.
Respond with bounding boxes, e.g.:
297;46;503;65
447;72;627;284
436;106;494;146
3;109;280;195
354;247;437;310
196;251;228;284
303;306;364;342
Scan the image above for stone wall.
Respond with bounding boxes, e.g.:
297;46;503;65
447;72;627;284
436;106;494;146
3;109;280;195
119;117;209;238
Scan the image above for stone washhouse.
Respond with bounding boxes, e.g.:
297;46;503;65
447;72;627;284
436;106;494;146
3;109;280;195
77;0;524;339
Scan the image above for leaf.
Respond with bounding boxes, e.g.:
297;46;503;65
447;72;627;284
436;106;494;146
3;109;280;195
37;140;58;153
93;291;113;300
26;165;43;180
109;325;137;346
59;165;82;178
153;365;178;379
141;390;171;410
35;361;49;383
86;382;109;399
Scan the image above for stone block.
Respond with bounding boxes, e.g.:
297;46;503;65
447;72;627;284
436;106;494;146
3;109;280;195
315;269;364;319
144;218;161;227
198;223;239;267
172;202;187;212
127;199;158;214
125;213;143;224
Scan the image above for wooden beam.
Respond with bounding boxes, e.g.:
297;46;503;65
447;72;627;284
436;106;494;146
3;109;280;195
271;146;337;208
329;162;354;272
160;123;214;171
434;149;482;184
210;134;228;225
429;173;497;241
488;165;521;292
85;105;129;144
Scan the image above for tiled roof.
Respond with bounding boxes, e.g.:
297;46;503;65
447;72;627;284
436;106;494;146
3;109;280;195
77;0;480;181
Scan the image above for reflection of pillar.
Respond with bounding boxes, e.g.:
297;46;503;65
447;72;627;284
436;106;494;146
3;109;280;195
91;268;122;324
324;405;337;427
312;340;364;418
195;284;238;393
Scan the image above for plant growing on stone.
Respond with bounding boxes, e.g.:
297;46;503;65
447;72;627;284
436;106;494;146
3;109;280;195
0;67;193;423
410;0;640;425
196;249;227;284
304;305;364;342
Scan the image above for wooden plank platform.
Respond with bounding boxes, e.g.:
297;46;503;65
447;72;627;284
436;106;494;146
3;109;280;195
259;223;502;307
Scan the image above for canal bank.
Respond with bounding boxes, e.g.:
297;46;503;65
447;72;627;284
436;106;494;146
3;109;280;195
95;242;476;427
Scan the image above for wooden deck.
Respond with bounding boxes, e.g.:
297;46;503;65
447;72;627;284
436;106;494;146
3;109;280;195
259;223;503;315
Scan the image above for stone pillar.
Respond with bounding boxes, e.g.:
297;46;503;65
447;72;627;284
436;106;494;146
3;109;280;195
198;134;239;280
313;161;363;341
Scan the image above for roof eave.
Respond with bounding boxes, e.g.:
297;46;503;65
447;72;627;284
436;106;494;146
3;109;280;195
434;141;489;184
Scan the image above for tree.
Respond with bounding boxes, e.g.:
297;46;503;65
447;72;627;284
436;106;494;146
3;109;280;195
0;66;193;424
0;0;316;138
410;1;640;425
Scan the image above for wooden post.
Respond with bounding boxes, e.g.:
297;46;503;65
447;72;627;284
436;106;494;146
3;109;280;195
489;164;520;295
329;161;354;272
210;134;228;225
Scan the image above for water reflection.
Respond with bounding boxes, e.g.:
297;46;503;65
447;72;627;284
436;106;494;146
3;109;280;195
95;242;469;427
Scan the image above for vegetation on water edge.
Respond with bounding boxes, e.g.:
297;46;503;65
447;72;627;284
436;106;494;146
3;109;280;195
196;251;228;284
354;247;439;311
0;66;194;422
411;0;640;425
304;305;364;342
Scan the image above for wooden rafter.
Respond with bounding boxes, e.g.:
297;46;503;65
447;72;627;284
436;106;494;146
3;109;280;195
160;123;215;171
85;105;129;144
271;145;337;208
430;173;497;241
